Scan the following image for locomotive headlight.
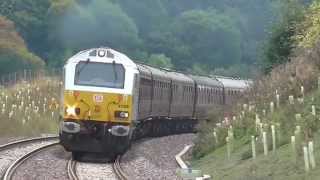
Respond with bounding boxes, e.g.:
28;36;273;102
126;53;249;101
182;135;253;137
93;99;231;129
66;106;80;116
115;111;129;118
66;106;76;116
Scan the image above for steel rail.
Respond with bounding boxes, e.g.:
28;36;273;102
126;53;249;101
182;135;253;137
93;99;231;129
112;156;128;180
0;136;59;151
2;142;59;180
67;158;79;180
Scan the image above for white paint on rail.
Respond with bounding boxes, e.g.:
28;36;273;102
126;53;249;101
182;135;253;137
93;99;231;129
175;145;212;180
175;145;193;169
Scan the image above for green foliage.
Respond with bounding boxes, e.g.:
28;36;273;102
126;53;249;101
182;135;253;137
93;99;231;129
0;0;52;57
118;0;169;35
262;0;305;73
211;64;257;78
0;16;44;76
147;54;173;69
294;0;320;48
0;0;281;76
171;10;241;69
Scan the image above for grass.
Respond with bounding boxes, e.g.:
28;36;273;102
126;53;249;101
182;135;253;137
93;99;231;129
193;131;320;180
0;77;61;137
192;86;320;179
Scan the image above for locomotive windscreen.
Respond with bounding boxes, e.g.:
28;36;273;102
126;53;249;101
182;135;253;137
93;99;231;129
74;62;125;88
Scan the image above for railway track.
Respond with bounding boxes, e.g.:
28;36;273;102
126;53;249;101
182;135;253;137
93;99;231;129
72;155;127;180
0;136;128;180
67;158;79;180
0;136;59;180
2;142;59;180
113;156;128;180
0;136;58;151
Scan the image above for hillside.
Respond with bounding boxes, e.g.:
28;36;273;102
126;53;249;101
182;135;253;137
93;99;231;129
192;1;320;179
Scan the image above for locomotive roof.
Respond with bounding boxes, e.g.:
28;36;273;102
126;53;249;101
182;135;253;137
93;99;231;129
216;77;252;89
65;48;137;67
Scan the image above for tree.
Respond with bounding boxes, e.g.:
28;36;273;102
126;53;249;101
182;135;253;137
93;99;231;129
171;10;241;70
47;0;141;66
294;0;320;48
0;16;44;76
118;0;169;35
148;54;173;69
0;0;52;58
262;0;305;73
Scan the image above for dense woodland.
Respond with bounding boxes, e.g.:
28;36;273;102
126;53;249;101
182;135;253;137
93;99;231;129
0;0;302;77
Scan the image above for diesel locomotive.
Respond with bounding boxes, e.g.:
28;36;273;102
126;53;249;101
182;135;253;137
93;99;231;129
59;47;250;159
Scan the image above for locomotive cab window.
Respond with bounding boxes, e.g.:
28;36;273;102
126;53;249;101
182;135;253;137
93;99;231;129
74;62;125;88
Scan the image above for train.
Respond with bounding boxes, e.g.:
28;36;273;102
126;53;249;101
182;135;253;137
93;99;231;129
59;47;251;160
